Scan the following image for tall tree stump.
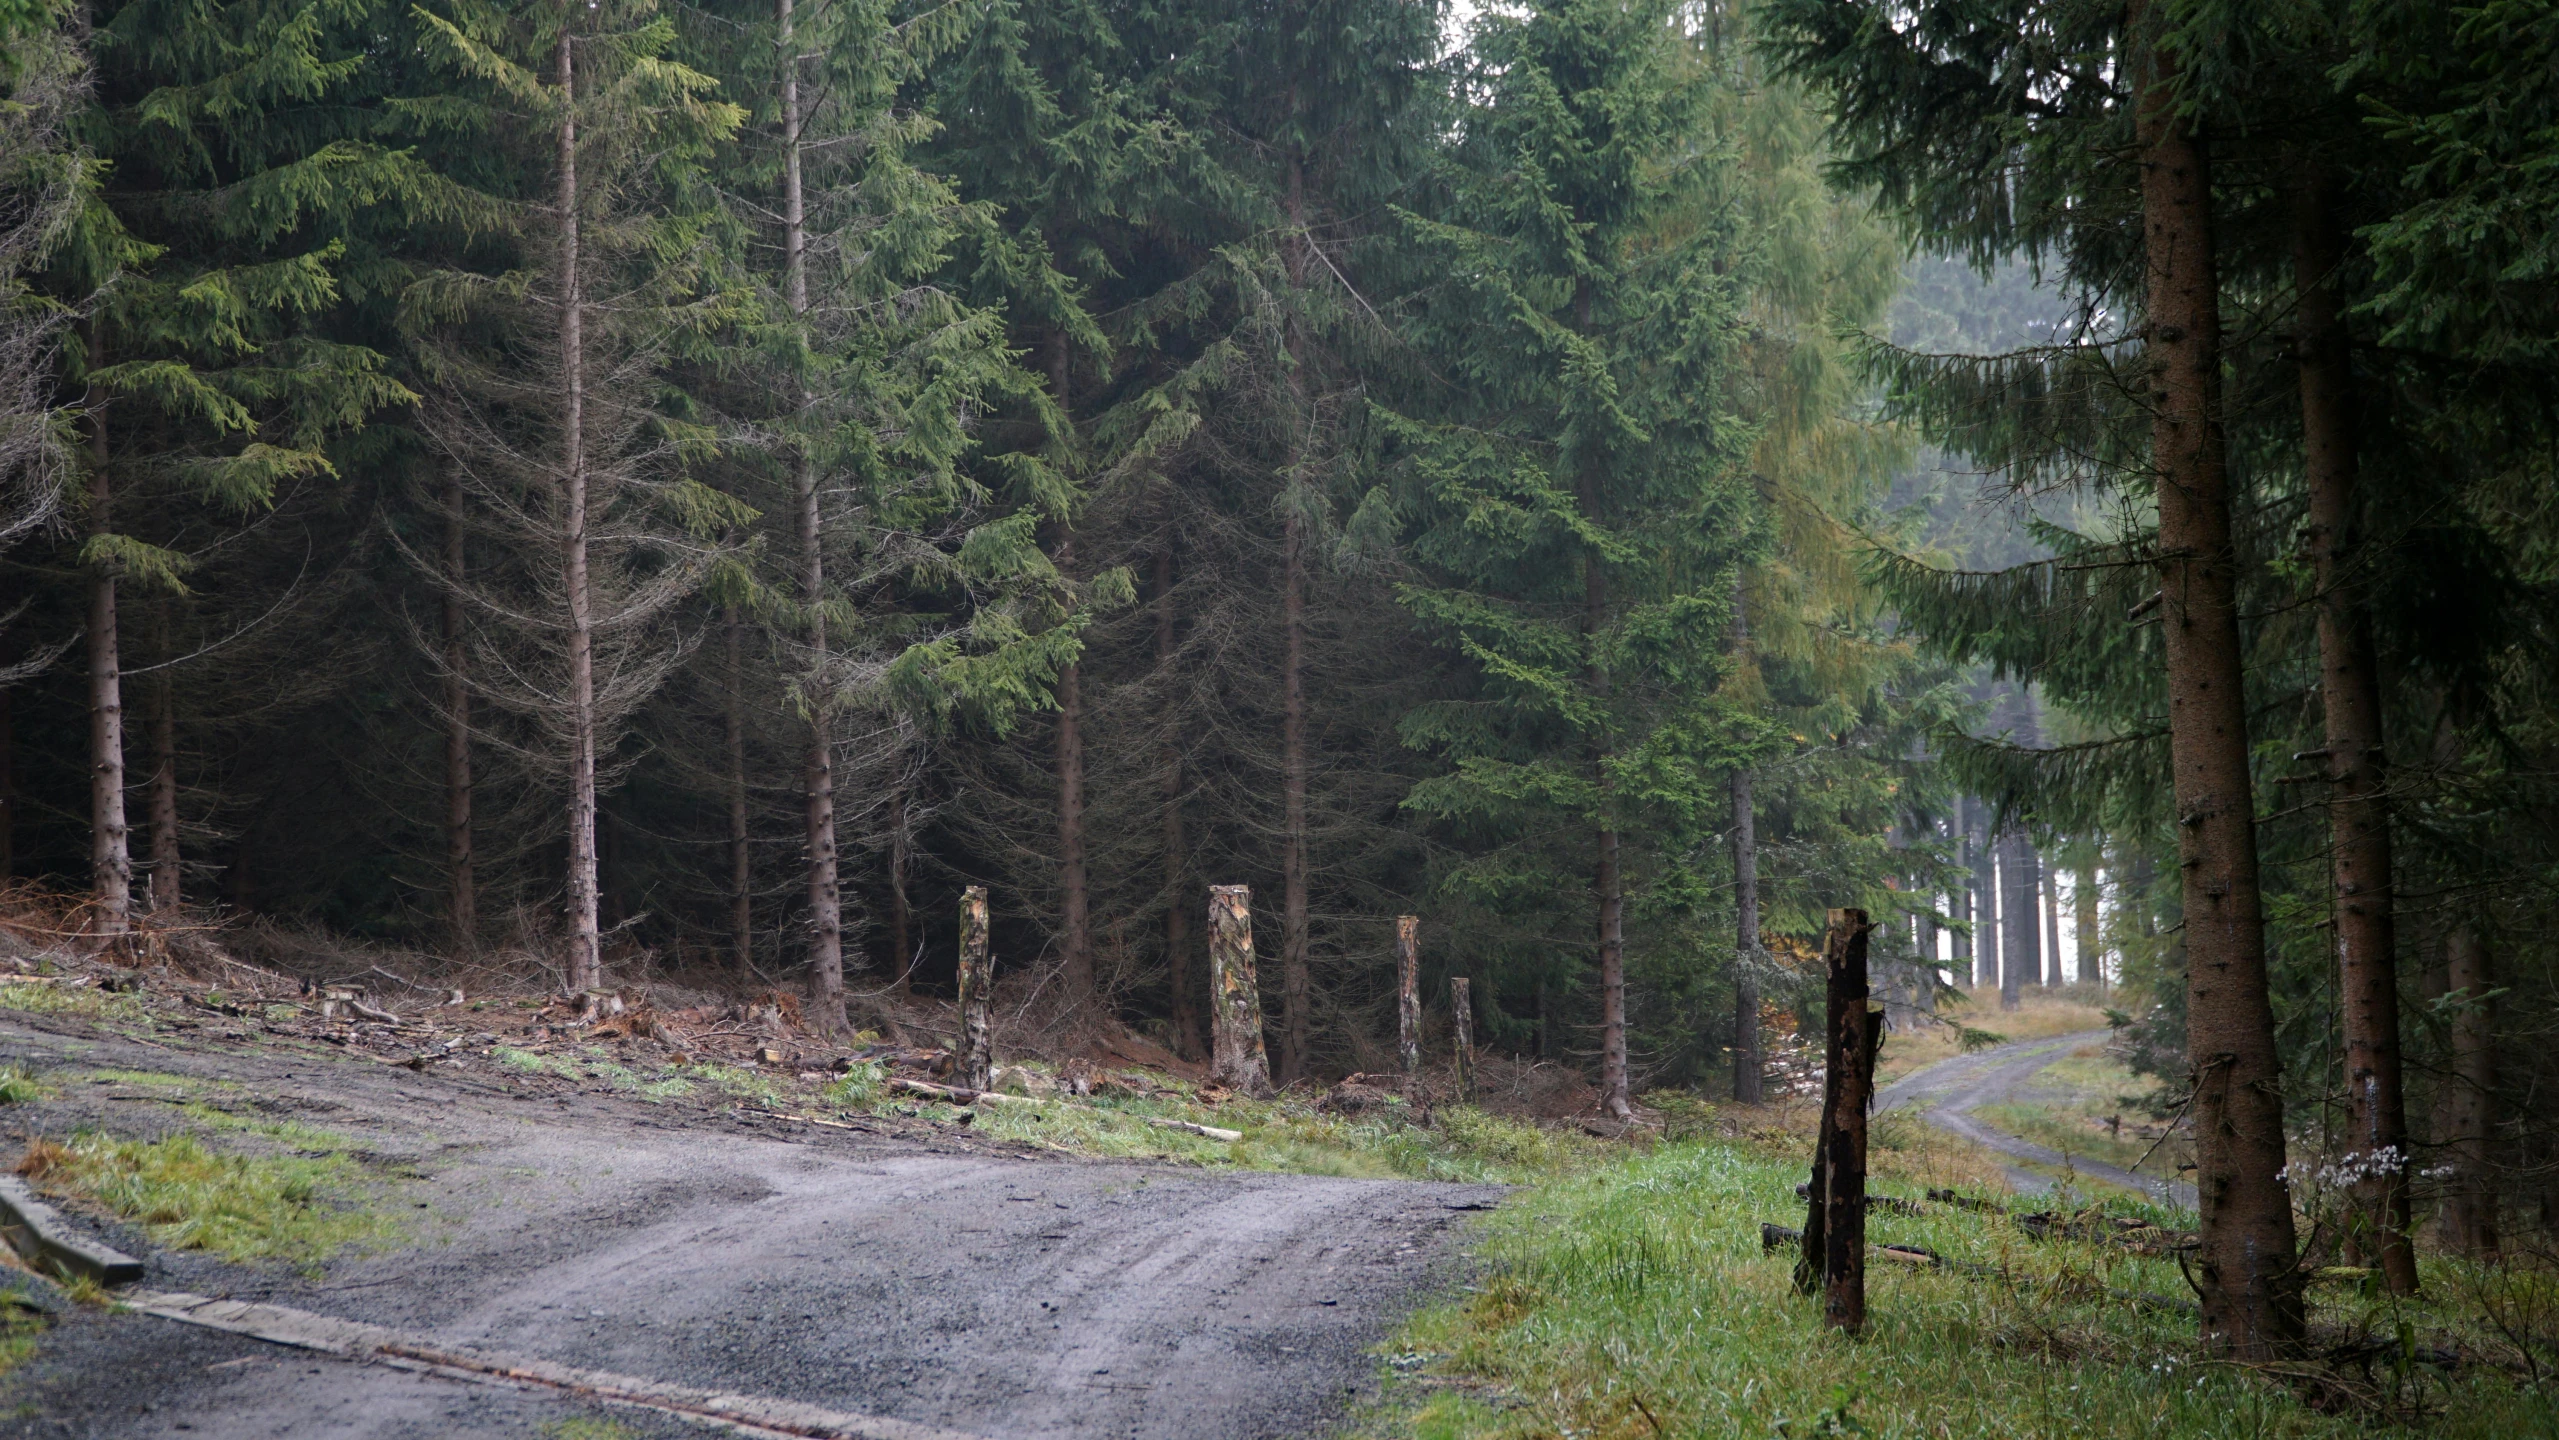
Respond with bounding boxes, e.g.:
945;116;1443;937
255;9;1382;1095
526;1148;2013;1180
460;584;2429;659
956;885;992;1091
1207;885;1271;1096
1396;915;1422;1078
1450;975;1474;1100
1796;908;1877;1334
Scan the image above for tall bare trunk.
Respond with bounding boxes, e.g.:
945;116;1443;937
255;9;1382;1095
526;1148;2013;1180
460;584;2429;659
1949;802;1974;983
443;472;476;946
1571;281;1628;1120
1967;798;1995;988
2436;926;2499;1260
1156;546;1201;1056
2134;5;2302;1355
1276;156;1314;1086
724;604;751;972
781;0;842;1028
1998;827;2032;1009
2075;855;2100;989
85;339;130;940
2040;859;2061;987
557;29;602;997
146;656;178;913
1731;767;1761;1103
2293;161;2414;1294
888;790;911;993
1048;334;1092;1002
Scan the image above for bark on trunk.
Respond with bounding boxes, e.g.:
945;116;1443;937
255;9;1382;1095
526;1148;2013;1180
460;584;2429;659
1797;908;1876;1337
1275;154;1314;1087
443;473;476;947
1396;915;1421;1079
2436;926;2498;1261
1998;827;2034;1009
556;29;603;998
85;342;130;941
1046;333;1092;1004
2294;160;2415;1294
2134;5;2303;1355
1156;547;1201;1057
781;0;842;1032
2041;860;2062;988
724;604;752;972
2076;856;2101;990
0;688;13;880
1571;280;1629;1120
956;885;992;1091
1206;885;1270;1096
146;663;178;913
1449;975;1473;1100
1949;804;1974;983
1967;797;1995;989
888;790;911;994
1732;766;1762;1103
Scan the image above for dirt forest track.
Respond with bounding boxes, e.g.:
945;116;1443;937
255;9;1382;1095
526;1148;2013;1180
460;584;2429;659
0;1012;1501;1440
1877;1029;2199;1211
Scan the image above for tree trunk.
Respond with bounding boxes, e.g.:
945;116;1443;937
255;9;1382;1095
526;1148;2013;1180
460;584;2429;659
2436;926;2498;1261
2076;855;2101;990
1732;766;1761;1103
442;472;476;947
0;687;12;880
1449;975;1473;1099
1395;915;1422;1078
2293;161;2415;1295
1275;154;1314;1087
556;29;602;998
780;0;842;1031
1949;802;1974;984
1999;827;2033;1009
146;663;178;913
1206;885;1270;1096
2041;858;2062;987
1157;547;1201;1057
1797;908;1876;1336
2133;6;2303;1355
85;341;130;941
888;789;911;994
1049;336;1092;1003
956;885;992;1091
1967;797;1995;989
724;604;752;973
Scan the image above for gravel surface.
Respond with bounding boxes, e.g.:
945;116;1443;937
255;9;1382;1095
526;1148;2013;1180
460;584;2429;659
1877;1029;2198;1209
0;1014;1497;1439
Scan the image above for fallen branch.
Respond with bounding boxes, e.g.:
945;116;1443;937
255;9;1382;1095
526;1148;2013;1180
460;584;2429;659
885;1078;1241;1142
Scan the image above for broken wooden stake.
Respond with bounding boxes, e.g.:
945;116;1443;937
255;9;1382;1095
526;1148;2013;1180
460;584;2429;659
1207;885;1271;1097
1395;915;1421;1078
1449;975;1473;1100
956;886;993;1091
1795;907;1878;1334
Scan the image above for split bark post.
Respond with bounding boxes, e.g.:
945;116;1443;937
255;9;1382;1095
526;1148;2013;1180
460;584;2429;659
2437;927;2499;1260
1450;975;1474;1100
1206;885;1271;1096
955;886;992;1091
1395;915;1421;1078
1796;908;1877;1335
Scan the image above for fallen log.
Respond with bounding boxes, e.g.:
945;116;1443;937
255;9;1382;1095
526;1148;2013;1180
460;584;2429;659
884;1078;1242;1142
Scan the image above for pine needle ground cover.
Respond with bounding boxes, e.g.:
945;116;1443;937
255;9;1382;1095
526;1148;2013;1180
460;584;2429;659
1369;1140;2559;1440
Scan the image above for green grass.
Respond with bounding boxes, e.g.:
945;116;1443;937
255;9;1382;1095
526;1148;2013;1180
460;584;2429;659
1366;1140;2559;1439
0;981;144;1023
26;1126;395;1269
0;1066;46;1104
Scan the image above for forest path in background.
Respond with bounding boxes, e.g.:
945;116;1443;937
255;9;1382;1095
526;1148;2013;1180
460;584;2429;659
1877;1027;2198;1210
0;1016;1498;1440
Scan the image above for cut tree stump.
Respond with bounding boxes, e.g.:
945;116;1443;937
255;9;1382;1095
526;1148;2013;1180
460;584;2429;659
956;886;992;1091
1207;885;1271;1096
1396;915;1421;1078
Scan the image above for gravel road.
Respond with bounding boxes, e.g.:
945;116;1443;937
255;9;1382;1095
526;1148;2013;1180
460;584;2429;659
0;1016;1498;1440
1878;1029;2198;1210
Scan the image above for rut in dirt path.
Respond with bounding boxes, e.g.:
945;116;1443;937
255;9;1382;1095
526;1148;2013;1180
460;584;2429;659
1877;1029;2198;1210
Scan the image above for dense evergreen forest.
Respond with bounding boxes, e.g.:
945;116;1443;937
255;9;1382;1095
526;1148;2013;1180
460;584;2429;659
3;0;2556;1360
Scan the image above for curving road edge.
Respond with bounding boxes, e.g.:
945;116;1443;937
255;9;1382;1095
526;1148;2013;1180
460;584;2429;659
1876;1028;2198;1212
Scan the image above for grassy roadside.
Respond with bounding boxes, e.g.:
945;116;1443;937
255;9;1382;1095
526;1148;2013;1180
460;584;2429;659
1360;1122;2558;1440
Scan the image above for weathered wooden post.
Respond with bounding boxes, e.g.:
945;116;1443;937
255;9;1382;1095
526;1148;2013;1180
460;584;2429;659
1207;885;1272;1096
1396;915;1422;1078
1449;975;1473;1100
956;885;993;1091
1795;908;1877;1333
